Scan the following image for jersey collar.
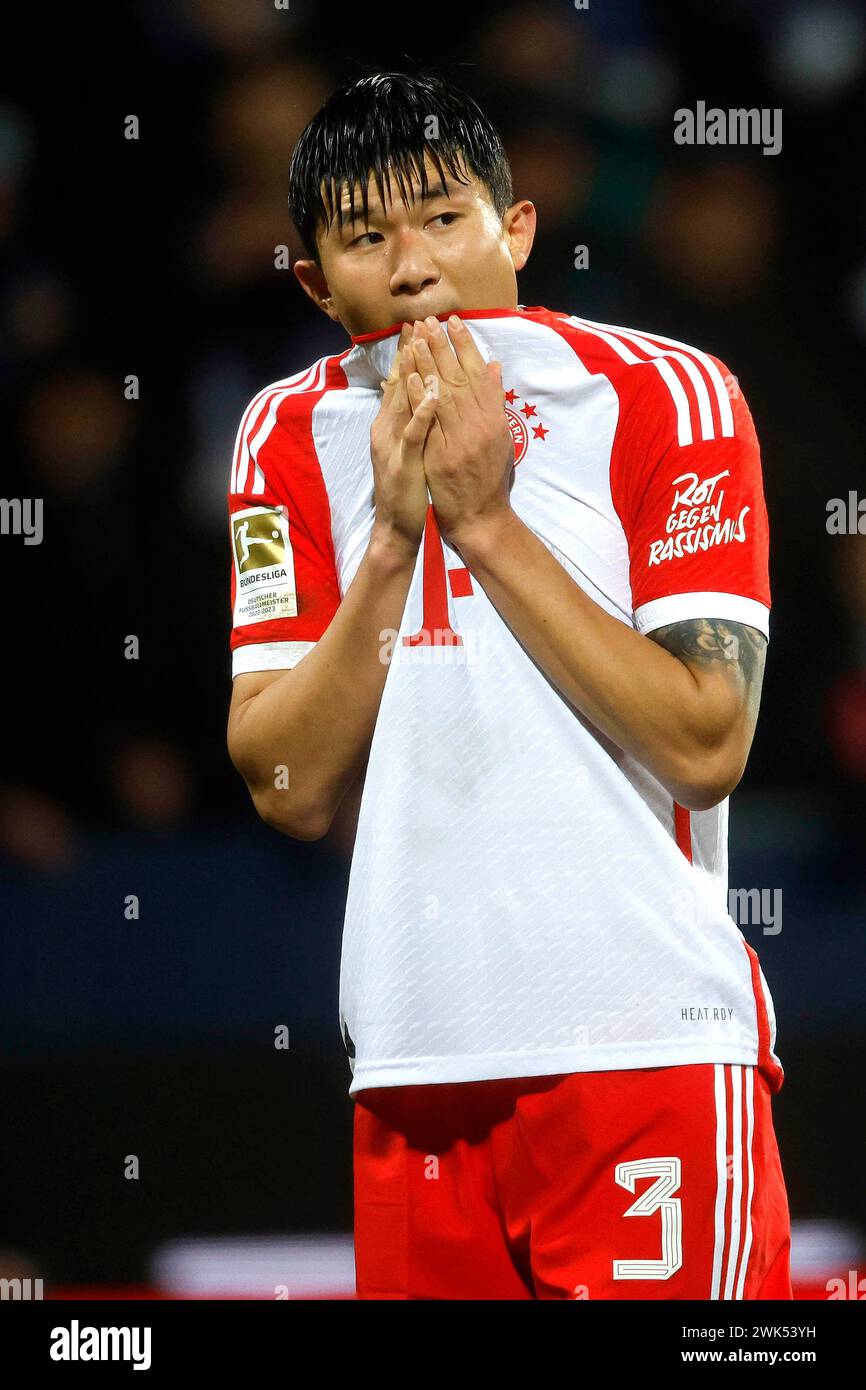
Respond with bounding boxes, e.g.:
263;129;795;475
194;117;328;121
349;305;533;346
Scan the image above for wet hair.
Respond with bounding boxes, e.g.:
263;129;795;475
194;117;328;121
288;68;513;262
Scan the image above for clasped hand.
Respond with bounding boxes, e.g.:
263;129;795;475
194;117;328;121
399;315;516;553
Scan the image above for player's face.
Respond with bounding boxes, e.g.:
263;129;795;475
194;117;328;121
296;154;535;335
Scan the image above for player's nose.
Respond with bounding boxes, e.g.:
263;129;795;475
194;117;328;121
388;228;440;298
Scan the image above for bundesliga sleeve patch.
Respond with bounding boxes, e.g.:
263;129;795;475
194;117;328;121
231;505;298;627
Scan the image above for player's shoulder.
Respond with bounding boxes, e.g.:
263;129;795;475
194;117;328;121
547;311;746;446
235;350;350;431
229;351;351;497
550;311;732;382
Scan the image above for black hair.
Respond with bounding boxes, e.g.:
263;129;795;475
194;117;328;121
288;69;513;262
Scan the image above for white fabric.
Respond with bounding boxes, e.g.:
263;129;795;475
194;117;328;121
234;310;781;1096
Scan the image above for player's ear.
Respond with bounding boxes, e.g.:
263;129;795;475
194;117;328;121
293;258;340;321
503;199;536;272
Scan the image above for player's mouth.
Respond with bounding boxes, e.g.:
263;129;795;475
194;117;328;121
396;300;461;327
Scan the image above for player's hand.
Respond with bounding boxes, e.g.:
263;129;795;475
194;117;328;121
369;322;438;557
407;316;515;553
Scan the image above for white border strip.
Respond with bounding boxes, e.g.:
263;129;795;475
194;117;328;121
734;1068;756;1299
711;1063;728;1299
232;640;316;677
634;591;770;640
723;1065;744;1299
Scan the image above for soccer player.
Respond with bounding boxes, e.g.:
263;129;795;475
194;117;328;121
226;71;792;1300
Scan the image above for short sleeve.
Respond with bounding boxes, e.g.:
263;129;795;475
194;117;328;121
610;356;771;641
228;387;341;677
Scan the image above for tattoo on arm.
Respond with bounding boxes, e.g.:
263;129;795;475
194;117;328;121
648;618;767;721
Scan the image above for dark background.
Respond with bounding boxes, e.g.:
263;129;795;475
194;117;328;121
1;0;865;1287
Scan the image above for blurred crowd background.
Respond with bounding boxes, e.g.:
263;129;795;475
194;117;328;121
1;0;865;1294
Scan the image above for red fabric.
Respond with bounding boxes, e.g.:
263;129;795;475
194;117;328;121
673;800;693;861
353;1064;792;1300
608;357;770;616
448;565;474;599
548;317;772;621
228;358;347;656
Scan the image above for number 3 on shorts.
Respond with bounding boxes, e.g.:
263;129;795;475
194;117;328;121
612;1157;683;1280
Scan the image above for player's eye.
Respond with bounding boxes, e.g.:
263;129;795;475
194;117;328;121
348;230;383;248
429;212;459;228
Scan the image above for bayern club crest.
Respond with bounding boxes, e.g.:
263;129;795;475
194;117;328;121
504;387;549;464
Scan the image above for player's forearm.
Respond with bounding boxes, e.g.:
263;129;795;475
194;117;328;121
230;525;418;837
455;509;744;810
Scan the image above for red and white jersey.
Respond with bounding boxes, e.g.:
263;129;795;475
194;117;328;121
227;306;782;1098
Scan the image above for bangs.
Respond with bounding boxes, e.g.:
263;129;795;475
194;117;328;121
321;145;473;237
288;70;513;260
